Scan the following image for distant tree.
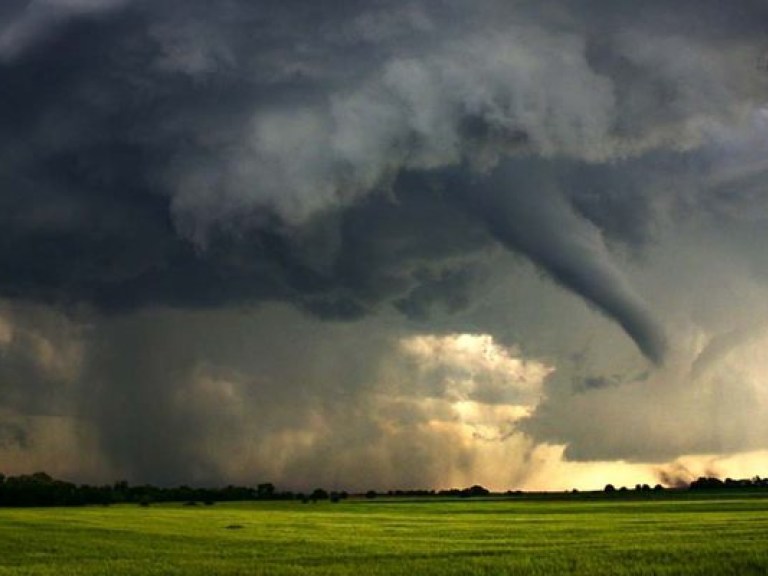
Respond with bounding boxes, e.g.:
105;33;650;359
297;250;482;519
466;485;490;497
310;488;328;501
31;472;53;483
365;490;377;499
604;484;616;493
690;477;725;490
257;483;275;499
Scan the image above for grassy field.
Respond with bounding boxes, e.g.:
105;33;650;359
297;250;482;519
2;495;768;575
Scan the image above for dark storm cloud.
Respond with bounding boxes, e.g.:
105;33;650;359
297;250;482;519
2;0;765;354
3;0;768;484
0;0;490;323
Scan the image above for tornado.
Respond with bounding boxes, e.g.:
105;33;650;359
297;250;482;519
478;174;668;364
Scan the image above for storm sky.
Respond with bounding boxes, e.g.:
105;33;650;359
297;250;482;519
2;0;768;491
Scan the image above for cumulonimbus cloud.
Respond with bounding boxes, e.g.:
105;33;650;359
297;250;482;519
1;0;766;358
3;0;768;486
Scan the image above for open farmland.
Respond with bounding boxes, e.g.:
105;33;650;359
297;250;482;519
1;495;768;575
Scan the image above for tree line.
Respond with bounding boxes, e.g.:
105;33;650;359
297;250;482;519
0;472;287;507
1;471;766;507
0;473;496;507
688;476;768;490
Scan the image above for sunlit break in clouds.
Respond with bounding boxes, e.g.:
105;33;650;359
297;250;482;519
2;0;768;490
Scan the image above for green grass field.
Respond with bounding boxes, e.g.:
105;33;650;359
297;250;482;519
2;495;768;575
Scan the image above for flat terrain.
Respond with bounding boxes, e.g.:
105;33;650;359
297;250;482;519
2;494;768;575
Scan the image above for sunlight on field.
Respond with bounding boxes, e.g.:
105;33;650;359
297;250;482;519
2;496;768;575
